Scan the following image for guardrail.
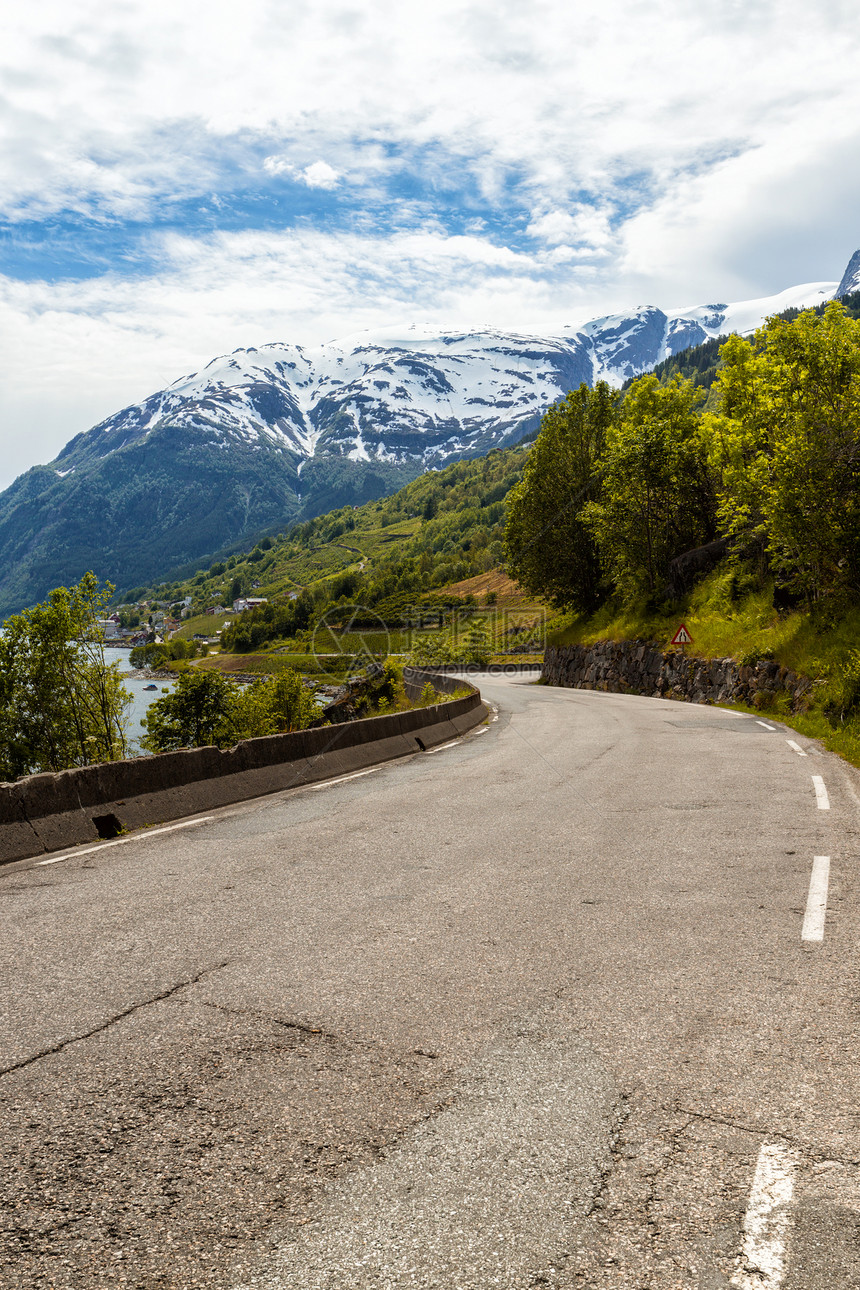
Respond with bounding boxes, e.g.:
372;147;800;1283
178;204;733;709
0;670;487;867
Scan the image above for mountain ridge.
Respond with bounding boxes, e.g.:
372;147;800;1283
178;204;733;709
0;263;851;616
77;280;836;478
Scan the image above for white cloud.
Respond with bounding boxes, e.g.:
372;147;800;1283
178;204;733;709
262;155;293;177
4;0;860;227
299;160;340;190
526;206;614;255
262;157;340;188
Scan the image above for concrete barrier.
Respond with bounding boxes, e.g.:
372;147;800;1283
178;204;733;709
0;671;487;867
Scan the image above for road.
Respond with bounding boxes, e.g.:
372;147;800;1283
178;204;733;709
2;674;859;1289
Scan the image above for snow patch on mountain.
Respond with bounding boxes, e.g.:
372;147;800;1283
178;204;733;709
709;281;835;338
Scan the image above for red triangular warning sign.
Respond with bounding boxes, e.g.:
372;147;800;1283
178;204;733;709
671;623;693;645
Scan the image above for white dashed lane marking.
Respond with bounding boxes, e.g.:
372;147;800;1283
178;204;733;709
731;1142;799;1290
786;740;807;757
307;769;380;790
756;720;777;731
812;775;830;810
801;856;830;942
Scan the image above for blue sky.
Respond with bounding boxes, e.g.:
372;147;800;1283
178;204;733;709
1;0;859;485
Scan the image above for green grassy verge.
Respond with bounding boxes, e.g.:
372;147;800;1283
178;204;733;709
549;564;860;770
196;653;341;677
550;565;860;679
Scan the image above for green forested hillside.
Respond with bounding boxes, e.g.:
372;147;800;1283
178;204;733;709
0;425;422;619
133;298;860;654
128;444;531;644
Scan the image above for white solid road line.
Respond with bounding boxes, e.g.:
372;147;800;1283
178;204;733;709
812;775;830;810
307;769;380;790
424;741;460;754
786;740;807;757
756;720;777;730
801;856;830;942
731;1142;800;1290
35;816;216;866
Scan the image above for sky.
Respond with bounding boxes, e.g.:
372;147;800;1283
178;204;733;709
1;0;859;487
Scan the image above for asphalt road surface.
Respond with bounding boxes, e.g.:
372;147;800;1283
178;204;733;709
2;674;859;1289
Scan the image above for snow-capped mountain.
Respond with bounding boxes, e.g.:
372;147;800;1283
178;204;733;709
0;259;851;615
836;249;860;298
66;277;836;478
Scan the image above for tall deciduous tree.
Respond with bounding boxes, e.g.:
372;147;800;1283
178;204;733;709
0;573;131;780
504;382;618;609
706;301;860;603
583;376;713;600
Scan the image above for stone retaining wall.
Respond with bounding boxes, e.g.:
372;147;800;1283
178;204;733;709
542;641;815;709
0;670;486;867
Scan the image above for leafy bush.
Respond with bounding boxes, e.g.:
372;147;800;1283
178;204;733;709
416;681;441;707
738;646;775;668
363;659;407;714
142;666;319;752
822;649;860;726
130;639;201;669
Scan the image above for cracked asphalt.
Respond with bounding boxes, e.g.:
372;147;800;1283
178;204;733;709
2;674;860;1288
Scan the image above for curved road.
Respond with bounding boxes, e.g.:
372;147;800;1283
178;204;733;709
2;675;859;1288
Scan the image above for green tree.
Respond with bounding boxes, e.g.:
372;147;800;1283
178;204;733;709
583;376;713;600
267;669;319;732
0;573;131;779
706;302;860;602
459;618;491;666
504;382;618;609
142;670;236;752
221;680;280;743
408;619;491;667
142;666;319;752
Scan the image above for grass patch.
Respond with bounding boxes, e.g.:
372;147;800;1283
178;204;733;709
196;651;371;680
197;652;336;677
488;653;544;666
549;566;860;682
173;612;234;640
